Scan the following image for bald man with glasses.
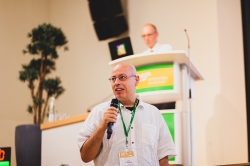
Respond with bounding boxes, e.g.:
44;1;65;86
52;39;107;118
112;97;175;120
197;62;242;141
77;63;176;166
141;24;172;53
141;24;175;110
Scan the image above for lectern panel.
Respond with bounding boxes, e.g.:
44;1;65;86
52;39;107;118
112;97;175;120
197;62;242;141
136;63;174;93
161;110;182;165
136;63;181;104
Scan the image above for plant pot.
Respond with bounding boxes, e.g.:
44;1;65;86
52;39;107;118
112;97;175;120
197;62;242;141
15;124;41;166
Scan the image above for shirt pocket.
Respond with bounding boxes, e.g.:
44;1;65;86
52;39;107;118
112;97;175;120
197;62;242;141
142;124;157;145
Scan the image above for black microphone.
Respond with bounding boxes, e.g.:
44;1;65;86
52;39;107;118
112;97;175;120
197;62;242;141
184;29;190;49
107;98;119;139
184;29;192;99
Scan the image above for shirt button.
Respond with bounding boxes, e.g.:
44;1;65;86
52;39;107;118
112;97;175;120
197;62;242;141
132;142;134;144
131;127;133;129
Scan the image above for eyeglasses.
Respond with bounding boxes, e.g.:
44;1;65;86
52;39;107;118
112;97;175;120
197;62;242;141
141;32;156;38
108;75;136;83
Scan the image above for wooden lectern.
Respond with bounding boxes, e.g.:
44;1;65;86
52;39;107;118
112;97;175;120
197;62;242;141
109;50;204;166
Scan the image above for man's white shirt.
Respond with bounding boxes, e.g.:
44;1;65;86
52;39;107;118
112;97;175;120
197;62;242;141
143;42;172;53
77;96;176;166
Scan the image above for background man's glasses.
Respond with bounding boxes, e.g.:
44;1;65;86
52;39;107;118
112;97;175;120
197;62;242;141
141;32;156;38
108;75;136;83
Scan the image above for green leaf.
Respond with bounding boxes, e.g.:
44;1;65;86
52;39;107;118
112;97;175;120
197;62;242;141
43;77;65;98
19;68;39;82
27;105;33;114
32;96;44;105
23;23;68;58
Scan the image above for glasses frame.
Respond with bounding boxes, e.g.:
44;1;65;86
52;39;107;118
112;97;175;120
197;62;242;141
108;75;136;83
141;31;156;38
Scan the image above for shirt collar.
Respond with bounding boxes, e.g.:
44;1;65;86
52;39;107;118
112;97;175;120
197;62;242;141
119;95;145;110
150;42;160;52
135;95;145;109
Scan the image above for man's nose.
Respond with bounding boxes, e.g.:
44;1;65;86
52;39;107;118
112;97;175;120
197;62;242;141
144;35;149;40
114;77;121;83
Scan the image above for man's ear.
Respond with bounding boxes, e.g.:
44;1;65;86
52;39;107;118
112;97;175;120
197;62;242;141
135;75;140;86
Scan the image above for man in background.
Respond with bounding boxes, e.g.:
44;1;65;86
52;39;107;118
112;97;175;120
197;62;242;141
141;23;172;53
141;23;175;109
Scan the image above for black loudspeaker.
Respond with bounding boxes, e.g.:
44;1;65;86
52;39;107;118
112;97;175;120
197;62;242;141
89;0;128;40
89;0;123;21
94;16;128;40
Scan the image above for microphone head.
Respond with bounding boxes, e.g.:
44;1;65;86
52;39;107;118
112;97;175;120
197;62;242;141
110;98;118;108
107;98;118;139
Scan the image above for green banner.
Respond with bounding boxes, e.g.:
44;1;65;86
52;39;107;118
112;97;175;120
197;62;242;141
136;85;173;93
162;113;175;161
136;63;174;93
136;63;173;72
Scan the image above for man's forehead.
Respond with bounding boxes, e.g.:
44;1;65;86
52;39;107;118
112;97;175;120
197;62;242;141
111;68;129;75
113;64;130;70
111;64;133;75
142;25;155;33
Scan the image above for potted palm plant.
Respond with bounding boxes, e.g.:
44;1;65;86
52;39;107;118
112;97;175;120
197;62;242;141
15;23;68;166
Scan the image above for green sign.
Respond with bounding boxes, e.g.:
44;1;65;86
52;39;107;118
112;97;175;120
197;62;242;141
136;63;174;93
161;113;175;161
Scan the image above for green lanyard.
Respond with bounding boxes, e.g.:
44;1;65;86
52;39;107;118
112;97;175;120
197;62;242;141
118;98;139;149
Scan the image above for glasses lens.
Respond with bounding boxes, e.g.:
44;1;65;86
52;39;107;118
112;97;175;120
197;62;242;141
109;77;115;82
119;75;127;81
109;75;134;82
142;32;155;38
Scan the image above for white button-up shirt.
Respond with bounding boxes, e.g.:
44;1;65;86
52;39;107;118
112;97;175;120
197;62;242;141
143;42;172;53
77;97;176;166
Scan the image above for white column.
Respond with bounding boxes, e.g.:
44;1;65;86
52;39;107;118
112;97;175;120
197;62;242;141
181;65;191;166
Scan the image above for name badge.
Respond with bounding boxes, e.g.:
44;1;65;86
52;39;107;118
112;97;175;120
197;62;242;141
119;151;138;166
